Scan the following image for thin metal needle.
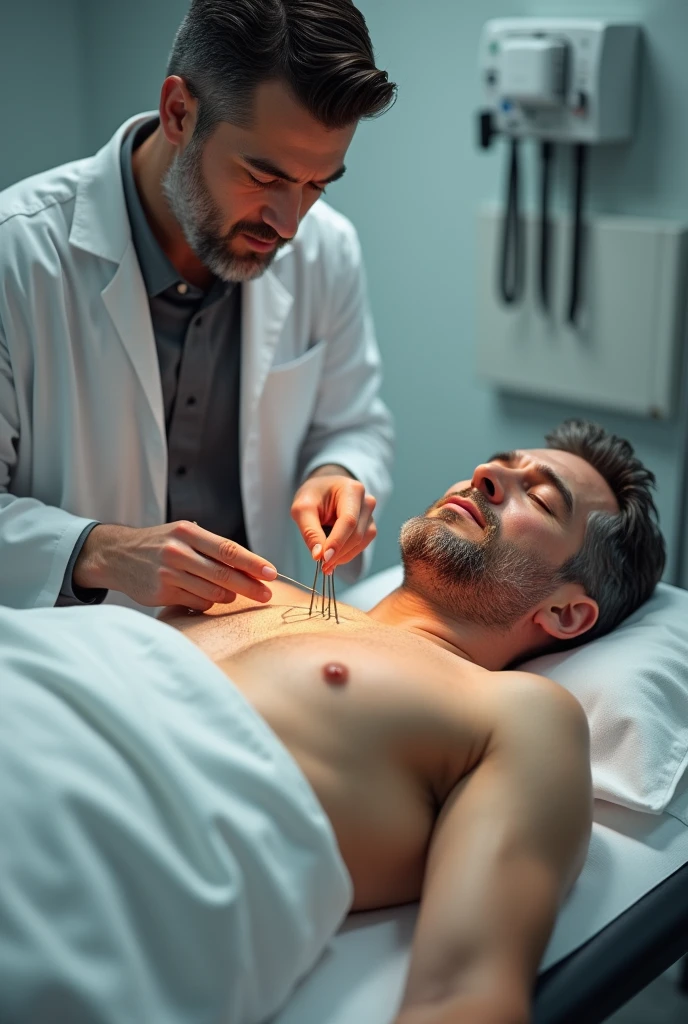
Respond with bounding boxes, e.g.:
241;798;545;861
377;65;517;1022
331;571;339;624
272;565;340;624
308;563;319;616
273;571;320;596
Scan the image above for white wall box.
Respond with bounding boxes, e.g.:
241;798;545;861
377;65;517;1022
476;208;688;418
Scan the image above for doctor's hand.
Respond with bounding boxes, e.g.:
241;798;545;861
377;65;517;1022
291;465;377;572
72;522;277;610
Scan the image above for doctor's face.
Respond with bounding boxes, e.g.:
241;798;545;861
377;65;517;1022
400;447;618;629
162;79;355;282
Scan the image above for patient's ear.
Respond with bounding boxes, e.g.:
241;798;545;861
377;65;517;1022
532;584;599;642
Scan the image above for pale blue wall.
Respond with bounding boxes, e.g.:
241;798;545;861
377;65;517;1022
4;0;687;581
78;0;190;151
0;0;88;189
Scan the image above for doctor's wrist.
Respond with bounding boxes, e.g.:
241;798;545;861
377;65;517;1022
72;523;125;591
307;463;354;480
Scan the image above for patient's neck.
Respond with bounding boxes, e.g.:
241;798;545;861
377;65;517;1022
368;586;523;671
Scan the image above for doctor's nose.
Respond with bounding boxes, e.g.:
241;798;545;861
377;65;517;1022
262;189;302;240
471;463;507;504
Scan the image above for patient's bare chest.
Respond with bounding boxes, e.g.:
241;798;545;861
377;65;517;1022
219;627;486;909
161;590;490;908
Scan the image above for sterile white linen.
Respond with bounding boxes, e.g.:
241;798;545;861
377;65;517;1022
0;605;352;1024
274;801;688;1024
343;569;688;815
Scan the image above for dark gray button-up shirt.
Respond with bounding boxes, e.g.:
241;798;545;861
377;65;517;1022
60;117;246;603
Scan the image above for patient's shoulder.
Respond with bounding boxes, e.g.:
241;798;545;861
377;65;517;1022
489;669;590;743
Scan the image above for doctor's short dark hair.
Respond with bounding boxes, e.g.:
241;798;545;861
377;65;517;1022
546;418;666;645
167;0;396;137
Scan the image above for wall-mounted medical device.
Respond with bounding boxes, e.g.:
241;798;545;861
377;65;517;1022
480;20;640;144
477;20;641;326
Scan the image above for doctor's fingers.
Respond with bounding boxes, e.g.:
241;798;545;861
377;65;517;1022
164;570;242;607
163;549;274;604
170;590;216;613
322;491;377;567
292;478;367;555
324;515;377;572
171;520;277;582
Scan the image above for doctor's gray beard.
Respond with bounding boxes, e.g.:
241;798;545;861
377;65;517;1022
399;492;562;631
162;135;285;283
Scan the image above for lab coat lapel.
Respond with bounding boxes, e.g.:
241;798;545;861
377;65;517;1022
101;244;167;517
71;111;166;438
70;112;168;521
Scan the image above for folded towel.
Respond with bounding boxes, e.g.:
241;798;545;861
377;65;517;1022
0;605;352;1024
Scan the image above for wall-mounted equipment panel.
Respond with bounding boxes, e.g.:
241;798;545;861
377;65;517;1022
476;208;687;418
480;20;640;144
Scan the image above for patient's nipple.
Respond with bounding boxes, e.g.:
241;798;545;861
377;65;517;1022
322;662;349;686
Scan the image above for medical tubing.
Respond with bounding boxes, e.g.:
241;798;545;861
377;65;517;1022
498;136;525;305
567;143;587;326
539;141;554;313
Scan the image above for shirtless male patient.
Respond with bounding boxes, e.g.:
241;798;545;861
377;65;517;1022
160;419;666;1023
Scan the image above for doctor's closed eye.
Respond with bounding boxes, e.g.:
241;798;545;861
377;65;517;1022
241;156;346;194
246;170;327;194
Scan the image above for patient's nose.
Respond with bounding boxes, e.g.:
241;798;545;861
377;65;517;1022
471;463;506;504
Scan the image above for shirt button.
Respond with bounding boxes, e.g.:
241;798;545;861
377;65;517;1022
186;396;197;407
175;466;187;477
177;283;189;295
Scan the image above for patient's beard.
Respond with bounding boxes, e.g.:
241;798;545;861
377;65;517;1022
399;490;561;631
162;135;285;283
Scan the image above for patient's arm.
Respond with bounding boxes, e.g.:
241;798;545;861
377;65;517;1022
395;674;592;1024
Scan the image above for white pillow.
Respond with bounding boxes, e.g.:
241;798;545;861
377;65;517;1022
342;570;688;815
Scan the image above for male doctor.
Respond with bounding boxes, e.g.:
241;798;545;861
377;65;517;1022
0;0;395;611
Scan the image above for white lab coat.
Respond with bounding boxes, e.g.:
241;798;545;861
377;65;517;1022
0;114;393;609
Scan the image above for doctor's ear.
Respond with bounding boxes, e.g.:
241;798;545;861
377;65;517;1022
532;585;599;643
159;76;199;146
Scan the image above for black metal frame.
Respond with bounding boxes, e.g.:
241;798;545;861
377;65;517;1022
533;862;688;1023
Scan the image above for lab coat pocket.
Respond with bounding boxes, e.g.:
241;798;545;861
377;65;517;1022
260;340;327;484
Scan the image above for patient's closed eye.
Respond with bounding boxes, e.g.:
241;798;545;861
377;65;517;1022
529;493;553;515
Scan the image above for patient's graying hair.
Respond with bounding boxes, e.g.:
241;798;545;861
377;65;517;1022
167;0;397;138
546;419;666;644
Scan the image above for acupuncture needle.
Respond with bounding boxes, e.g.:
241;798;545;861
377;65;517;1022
308;562;319;614
274;573;319;598
275;567;340;624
